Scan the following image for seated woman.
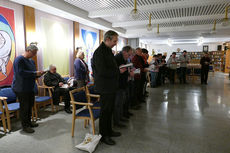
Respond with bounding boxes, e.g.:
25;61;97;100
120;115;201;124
74;51;89;88
44;65;72;114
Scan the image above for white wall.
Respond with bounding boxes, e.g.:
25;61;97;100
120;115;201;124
35;9;73;74
149;43;223;57
128;38;139;49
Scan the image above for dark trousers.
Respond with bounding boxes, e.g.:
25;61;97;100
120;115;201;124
123;87;130;117
113;89;125;125
201;69;209;84
16;92;34;128
53;87;70;109
169;69;176;84
150;72;158;87
134;79;142;105
156;70;162;86
99;93;116;137
180;67;187;83
128;80;135;107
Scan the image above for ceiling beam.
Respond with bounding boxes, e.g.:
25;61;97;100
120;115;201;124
125;24;230;38
88;0;230;18
113;14;230;28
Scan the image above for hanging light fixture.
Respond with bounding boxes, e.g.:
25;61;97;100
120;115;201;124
221;5;230;27
130;0;140;20
210;20;217;34
146;13;153;31
157;24;160;34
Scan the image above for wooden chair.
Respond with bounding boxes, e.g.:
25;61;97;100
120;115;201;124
85;84;100;109
0;98;7;133
32;82;55;121
0;88;19;132
69;87;100;137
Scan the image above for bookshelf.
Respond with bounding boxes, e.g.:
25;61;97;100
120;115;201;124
209;51;225;72
187;52;204;64
186;51;226;72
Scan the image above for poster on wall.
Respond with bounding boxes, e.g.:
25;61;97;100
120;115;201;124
0;6;16;87
81;29;97;72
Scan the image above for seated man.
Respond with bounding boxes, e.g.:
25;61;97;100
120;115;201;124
44;65;72;114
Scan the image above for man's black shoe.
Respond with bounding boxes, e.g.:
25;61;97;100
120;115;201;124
114;123;126;128
30;122;39;128
23;127;35;133
101;136;116;145
110;131;121;137
65;108;72;114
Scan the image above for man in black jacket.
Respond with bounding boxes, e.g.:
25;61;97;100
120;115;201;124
92;30;120;145
113;46;133;128
44;65;72;114
200;52;211;85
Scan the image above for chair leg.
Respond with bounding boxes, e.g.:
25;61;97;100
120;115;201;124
34;105;38;121
1;114;7;133
84;120;87;128
55;105;59;112
91;119;95;135
31;108;34;121
71;117;75;137
16;111;19;119
87;120;90;126
51;100;54;112
5;111;11;132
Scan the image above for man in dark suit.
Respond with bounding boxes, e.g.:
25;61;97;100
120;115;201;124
132;48;148;106
44;65;72;114
91;30;120;145
114;46;133;127
200;52;211;84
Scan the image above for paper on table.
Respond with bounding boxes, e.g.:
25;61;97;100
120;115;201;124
119;63;133;69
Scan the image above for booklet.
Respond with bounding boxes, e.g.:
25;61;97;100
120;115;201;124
60;84;69;88
119;63;133;69
134;68;140;74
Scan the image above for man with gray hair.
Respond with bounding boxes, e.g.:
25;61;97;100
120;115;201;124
92;30;120;145
12;43;45;133
44;65;72;114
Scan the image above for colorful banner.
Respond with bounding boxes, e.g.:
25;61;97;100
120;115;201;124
0;6;16;87
81;29;97;72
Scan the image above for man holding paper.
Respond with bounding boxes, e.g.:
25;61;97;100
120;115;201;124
92;30;120;145
179;50;190;84
114;46;133;128
44;65;72;114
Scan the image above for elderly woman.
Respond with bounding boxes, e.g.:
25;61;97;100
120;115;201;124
74;51;89;88
12;43;45;133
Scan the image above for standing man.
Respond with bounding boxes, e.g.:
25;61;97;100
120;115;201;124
12;43;45;133
114;46;133;127
179;50;190;84
132;48;148;105
200;52;211;84
167;52;178;84
92;30;120;145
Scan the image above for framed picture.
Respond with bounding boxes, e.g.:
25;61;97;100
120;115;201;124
203;45;209;52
